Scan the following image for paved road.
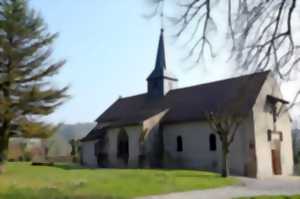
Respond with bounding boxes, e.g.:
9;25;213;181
138;176;300;199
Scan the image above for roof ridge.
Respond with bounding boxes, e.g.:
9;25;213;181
169;70;270;94
115;71;270;100
117;93;146;100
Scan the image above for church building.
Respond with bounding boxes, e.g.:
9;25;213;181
80;29;294;178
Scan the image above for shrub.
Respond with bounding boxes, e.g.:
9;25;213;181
24;152;32;162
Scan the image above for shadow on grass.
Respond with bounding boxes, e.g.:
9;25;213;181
43;164;231;181
0;187;123;199
44;165;223;175
142;168;225;178
47;163;86;170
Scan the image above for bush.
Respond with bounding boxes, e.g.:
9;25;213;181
24;152;32;162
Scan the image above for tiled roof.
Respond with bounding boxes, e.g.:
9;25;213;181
80;127;106;142
96;71;270;126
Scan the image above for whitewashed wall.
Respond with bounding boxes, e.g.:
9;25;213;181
143;111;168;167
162;118;254;176
106;125;142;168
81;140;98;167
252;75;294;178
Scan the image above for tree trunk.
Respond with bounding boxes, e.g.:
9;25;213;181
0;133;9;174
0;153;6;174
0;144;8;174
221;142;230;177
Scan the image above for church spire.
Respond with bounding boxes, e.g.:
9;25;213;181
155;2;166;71
147;29;171;80
147;29;178;98
147;2;168;79
155;28;166;70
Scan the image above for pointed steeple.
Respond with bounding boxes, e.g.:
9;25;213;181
155;28;167;70
147;29;178;98
147;29;176;81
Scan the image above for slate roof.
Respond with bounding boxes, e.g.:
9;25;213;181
96;71;270;126
80;127;106;142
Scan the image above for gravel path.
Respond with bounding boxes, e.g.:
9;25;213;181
138;176;300;199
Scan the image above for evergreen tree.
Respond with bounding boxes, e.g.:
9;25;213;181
0;0;68;171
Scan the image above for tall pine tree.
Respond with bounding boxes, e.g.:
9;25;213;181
0;0;68;171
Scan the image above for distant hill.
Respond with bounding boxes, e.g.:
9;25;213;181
47;123;95;157
57;123;96;141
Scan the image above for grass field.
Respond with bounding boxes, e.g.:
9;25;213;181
237;196;300;199
0;162;237;199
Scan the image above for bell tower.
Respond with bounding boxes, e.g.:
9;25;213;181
147;29;178;98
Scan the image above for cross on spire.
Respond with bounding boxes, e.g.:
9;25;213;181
146;0;178;98
160;0;165;31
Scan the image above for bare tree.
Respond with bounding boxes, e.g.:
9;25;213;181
204;73;254;177
147;0;300;108
207;111;243;177
148;0;300;79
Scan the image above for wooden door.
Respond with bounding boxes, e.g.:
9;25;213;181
272;149;282;175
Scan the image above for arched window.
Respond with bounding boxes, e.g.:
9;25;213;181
209;134;217;151
177;136;183;152
117;129;129;164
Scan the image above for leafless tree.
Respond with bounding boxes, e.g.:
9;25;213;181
207;111;243;177
148;0;300;80
147;0;300;111
203;73;256;177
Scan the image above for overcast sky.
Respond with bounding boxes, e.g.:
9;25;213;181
30;0;300;124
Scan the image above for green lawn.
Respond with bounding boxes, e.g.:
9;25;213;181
0;162;237;199
237;196;300;199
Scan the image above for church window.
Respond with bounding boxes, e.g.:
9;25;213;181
209;134;217;151
267;130;272;141
117;130;129;164
176;136;183;152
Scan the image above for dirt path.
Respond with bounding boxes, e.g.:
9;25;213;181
138;176;300;199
